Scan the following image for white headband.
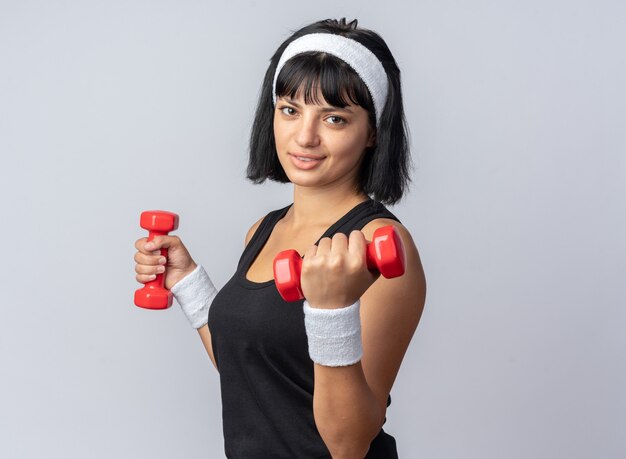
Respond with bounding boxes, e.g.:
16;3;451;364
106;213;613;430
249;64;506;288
272;33;388;127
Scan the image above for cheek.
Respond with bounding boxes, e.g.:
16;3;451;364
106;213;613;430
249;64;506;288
333;131;368;159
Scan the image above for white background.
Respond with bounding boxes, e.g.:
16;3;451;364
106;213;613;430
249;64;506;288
1;0;624;457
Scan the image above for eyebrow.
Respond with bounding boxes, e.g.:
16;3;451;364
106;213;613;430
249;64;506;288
279;97;354;114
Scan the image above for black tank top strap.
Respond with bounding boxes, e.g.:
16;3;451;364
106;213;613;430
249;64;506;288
316;198;402;243
236;204;291;271
237;198;401;271
353;199;402;228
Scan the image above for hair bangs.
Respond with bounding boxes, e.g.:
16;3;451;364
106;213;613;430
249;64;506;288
275;52;375;123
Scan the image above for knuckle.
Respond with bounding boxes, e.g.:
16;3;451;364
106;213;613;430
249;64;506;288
301;259;319;274
348;258;362;271
308;256;324;269
328;255;343;268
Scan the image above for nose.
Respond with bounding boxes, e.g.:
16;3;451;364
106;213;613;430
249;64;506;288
295;114;320;148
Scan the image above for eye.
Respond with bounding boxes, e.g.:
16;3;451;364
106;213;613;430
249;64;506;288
278;106;296;116
326;115;346;125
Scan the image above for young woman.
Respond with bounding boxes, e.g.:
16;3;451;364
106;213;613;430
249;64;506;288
134;18;426;458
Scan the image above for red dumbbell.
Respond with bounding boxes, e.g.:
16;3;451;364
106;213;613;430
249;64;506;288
134;210;179;310
273;225;406;302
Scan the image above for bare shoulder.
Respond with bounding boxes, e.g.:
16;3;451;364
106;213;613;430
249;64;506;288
244;215;266;248
360;217;425;299
361;218;416;251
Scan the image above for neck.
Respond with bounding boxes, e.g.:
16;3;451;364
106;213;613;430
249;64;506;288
283;179;370;231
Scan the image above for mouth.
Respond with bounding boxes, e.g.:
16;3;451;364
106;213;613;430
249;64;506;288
289;152;326;160
288;153;326;170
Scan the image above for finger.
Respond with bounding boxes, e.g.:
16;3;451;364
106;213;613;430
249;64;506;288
135;263;165;275
144;235;178;252
316;236;332;255
302;244;318;260
136;273;158;283
143;237;160;252
135;238;161;256
134;251;166;265
135;237;151;254
348;230;367;260
330;232;348;256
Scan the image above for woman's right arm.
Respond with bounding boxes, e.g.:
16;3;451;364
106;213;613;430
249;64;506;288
196;216;265;371
197;323;217;370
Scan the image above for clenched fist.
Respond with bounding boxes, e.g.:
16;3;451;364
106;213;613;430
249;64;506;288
133;235;197;291
300;231;381;309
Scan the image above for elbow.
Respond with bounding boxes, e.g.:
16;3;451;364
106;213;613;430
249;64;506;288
319;414;384;459
335;447;372;459
314;381;386;458
324;438;372;459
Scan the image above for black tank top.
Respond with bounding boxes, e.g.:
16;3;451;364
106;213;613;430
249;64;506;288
208;198;401;458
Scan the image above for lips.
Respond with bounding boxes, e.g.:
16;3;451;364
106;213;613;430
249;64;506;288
288;153;326;170
289;152;326;160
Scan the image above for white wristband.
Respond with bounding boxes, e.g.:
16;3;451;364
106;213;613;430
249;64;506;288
170;264;218;329
302;299;363;367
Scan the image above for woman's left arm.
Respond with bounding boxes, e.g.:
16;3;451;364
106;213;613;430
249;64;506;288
308;219;427;459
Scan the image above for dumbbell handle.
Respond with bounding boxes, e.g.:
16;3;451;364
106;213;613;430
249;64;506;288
146;230;169;285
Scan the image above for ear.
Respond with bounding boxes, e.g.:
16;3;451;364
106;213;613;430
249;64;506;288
366;128;377;148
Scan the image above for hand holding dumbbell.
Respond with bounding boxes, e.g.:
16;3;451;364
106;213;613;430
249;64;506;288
133;210;197;310
273;225;406;302
133;210;180;310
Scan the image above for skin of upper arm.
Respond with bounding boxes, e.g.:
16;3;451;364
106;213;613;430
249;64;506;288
358;218;427;420
198;324;218;370
245;216;265;247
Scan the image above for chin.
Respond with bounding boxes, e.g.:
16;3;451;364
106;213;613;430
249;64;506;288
284;172;324;187
279;157;323;181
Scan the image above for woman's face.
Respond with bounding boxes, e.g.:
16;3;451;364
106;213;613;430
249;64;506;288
273;88;375;190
